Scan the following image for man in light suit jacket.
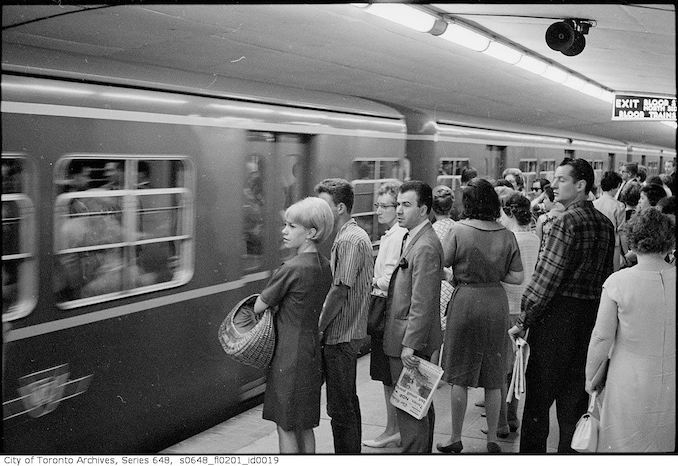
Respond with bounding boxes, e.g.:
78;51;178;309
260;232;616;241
383;180;443;453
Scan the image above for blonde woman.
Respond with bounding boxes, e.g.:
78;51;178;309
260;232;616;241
253;197;334;453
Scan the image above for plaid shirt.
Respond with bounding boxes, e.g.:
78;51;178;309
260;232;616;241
519;199;615;329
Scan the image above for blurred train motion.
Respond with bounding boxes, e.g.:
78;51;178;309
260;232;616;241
2;58;675;453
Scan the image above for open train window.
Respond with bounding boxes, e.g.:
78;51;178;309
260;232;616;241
2;154;36;320
351;158;402;244
53;156;193;309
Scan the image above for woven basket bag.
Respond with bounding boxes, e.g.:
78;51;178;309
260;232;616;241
218;294;275;369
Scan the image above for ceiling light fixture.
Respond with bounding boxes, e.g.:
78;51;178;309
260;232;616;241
355;6;613;104
363;3;437;33
482;41;523;64
438;22;491;52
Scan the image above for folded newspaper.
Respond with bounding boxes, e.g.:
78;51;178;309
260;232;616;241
390;356;444;420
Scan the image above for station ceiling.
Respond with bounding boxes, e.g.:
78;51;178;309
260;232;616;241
2;3;675;150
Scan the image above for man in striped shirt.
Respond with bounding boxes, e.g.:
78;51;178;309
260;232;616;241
509;158;615;453
316;178;374;453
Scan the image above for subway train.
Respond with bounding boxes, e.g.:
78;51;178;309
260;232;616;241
2;58;675;453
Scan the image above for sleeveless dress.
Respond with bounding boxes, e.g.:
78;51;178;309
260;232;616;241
595;266;676;452
260;252;332;430
440;219;522;388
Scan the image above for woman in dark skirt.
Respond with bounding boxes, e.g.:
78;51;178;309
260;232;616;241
437;178;524;454
253;197;334;453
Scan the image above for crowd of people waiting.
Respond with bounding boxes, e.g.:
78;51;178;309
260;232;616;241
252;157;675;454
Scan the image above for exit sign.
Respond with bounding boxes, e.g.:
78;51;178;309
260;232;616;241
613;94;676;120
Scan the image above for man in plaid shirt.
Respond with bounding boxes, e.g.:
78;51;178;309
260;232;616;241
509;158;615;453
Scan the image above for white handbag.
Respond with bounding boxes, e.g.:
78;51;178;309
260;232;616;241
571;390;600;452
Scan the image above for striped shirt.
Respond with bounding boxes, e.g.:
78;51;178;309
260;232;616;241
519;200;615;329
372;223;408;297
326;218;374;344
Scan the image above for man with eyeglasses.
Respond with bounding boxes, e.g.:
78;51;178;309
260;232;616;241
529;178;551;216
615;162;640;202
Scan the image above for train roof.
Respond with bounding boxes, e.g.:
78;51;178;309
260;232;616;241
2;4;675;150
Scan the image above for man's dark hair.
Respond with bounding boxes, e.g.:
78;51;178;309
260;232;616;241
559;158;595;194
314;178;354;213
400;180;433;215
657;195;676;216
544;185;555;202
646;175;664;187
493;179;514;189
461;178;500;221
622;183;642;207
623;162;639;177
600;171;622;192
641;183;668;207
535;178;551;190
461;167;478;184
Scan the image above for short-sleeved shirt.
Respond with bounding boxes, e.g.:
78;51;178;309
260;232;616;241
326;218;374;344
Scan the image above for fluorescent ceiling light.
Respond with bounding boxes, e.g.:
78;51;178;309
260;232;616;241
1;82;95;95
562;75;587;91
365;4;437;33
483;41;522;64
515;55;548;75
439;23;490;52
579;82;603;99
100;92;187;104
597;89;615;103
542;65;569;84
661;121;677;128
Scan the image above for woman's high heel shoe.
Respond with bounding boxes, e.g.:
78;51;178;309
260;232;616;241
362;432;401;448
436;440;463;453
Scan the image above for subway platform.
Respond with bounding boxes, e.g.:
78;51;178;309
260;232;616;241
162;353;561;454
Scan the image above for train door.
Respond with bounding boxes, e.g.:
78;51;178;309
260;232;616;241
242;131;311;266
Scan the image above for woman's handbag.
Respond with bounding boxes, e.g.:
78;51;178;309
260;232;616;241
218;294;275;369
571;390;600;453
366;294;387;337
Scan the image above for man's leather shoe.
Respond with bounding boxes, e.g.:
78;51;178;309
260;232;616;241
436;440;463;453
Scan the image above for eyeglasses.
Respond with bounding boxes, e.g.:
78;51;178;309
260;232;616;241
374;203;397;209
531;187;542;192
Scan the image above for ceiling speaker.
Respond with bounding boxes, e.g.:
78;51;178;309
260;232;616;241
561;31;586;56
545;21;575;51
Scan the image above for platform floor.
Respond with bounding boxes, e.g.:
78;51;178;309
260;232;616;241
162;354;562;454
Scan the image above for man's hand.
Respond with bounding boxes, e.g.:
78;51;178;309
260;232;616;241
401;346;419;370
508;325;526;349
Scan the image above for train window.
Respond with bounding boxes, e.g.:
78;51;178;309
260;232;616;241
436;175;462;191
647;160;659;176
519;159;538;174
53;157;193;308
539;159;556;181
351;158;401;244
439;158;470;176
2;155;36;320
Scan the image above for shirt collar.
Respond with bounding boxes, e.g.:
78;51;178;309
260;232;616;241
406;219;430;239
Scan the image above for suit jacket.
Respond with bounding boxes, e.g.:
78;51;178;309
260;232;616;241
383;221;443;359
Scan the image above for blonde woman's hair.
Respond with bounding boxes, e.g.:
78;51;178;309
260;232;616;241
286;197;335;244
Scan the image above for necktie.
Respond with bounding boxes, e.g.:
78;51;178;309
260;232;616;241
400;232;409;255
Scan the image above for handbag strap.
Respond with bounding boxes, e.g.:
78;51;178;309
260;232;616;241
587;391;598;413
